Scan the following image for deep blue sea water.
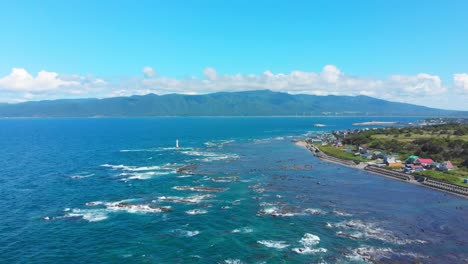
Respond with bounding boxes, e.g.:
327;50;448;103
0;117;467;264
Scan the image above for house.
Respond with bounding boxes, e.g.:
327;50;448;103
406;164;424;172
416;158;434;167
444;161;455;170
406;155;419;164
362;153;373;159
436;161;455;172
384;155;397;164
358;146;369;154
373;151;385;159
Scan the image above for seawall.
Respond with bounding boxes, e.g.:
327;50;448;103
296;141;468;199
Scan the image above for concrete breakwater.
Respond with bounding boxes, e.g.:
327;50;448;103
422;177;468;196
298;141;468;198
364;165;413;181
305;144;358;167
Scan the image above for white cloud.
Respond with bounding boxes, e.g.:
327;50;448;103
320;65;342;83
388;73;446;95
0;65;466;110
142;66;156;78
454;73;468;91
203;67;217;80
137;65;447;99
0;68;79;91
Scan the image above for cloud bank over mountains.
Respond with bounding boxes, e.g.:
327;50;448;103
0;65;466;110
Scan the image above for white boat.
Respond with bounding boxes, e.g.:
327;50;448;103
176;139;179;148
314;124;326;127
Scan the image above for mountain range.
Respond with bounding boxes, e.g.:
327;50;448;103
0;90;465;117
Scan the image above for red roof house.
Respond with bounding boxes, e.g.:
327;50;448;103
416;158;434;166
444;161;455;170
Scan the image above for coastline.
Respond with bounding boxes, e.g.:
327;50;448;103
294;140;468;199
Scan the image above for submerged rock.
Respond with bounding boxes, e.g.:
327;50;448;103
176;163;197;174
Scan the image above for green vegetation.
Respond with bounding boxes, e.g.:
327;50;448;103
318;144;367;163
0;90;467;117
337;123;468;187
341;124;468;165
384;166;401;171
415;169;468;187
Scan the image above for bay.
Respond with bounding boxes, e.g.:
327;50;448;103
0;117;466;263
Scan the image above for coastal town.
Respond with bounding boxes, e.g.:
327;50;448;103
301;120;468;197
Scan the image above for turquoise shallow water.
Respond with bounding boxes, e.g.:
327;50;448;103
0;117;467;263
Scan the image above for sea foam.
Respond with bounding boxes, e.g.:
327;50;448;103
292;233;327;254
258;240;289;249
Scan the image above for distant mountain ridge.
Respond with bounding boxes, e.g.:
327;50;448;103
0;90;465;117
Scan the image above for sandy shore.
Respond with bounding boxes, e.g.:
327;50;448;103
294;140;308;148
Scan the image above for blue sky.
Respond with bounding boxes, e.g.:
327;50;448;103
0;0;467;110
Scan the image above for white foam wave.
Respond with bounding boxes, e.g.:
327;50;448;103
65;208;108;222
303;208;325;215
211;176;240;182
172;186;226;192
333;210;353;217
257;206;321;217
157;194;214;204
119;147;193;152
257;206;298;217
119;171;174;180
70;173;95;179
299;233;320;247
331;219;427;245
105;202;171;213
181;150;239;162
204;139;234;148
292;247;327;254
101;164;162;171
346;246;426;262
231;227;253;233
185;209;208;215
172;229;200;237
292;233;327;254
223;259;244;264
258;240;289;249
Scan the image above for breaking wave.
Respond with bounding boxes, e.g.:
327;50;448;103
257;240;289;249
330;219;427;245
64;208;108;222
292;233;327;254
157;194;215;204
344;246;426;263
69;173;95;179
119;147;193;152
231;227;253;233
185;209;208;215
204;139;234;148
171;229;200;237
180;150;239;162
172;186;226;192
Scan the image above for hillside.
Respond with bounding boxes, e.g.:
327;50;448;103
0;90;465;117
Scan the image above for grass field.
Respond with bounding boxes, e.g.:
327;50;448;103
415;169;468;187
371;132;468;142
317;144;368;163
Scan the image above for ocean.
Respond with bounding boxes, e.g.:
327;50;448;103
0;117;466;263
